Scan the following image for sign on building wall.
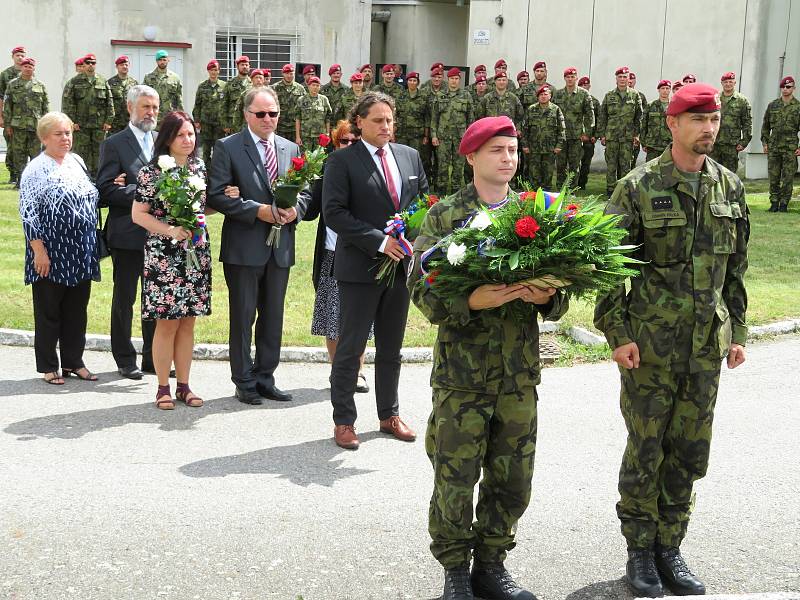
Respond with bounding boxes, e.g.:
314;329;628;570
473;29;490;45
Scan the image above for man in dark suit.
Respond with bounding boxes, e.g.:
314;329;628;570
208;87;309;404
323;91;429;450
96;84;160;380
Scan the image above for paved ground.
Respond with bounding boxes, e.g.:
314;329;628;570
1;337;799;600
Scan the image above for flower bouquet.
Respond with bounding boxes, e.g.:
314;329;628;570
155;155;207;270
417;188;643;321
267;133;330;247
375;192;440;284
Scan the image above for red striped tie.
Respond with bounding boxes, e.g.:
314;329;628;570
376;147;400;211
260;139;278;184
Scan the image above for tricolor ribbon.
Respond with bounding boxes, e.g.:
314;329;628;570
384;214;414;256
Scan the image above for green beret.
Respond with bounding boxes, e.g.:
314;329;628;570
155;50;169;60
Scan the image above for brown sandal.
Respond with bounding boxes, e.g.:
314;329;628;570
44;371;65;385
63;367;98;381
156;384;175;410
176;383;203;407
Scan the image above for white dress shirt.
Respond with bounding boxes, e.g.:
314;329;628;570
249;128;276;165
360;139;402;253
128;122;154;161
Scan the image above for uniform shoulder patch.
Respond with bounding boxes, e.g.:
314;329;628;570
651;196;674;211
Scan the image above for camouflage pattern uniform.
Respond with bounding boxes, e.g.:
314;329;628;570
486;76;517;93
107;74;138;134
333;88;362;125
61;72;114;175
421;84;446;182
396;88;427;153
711;91;752;174
219;75;251;133
295;93;332;149
273;78;306;140
193;77;226;164
578;93;601;188
761;96;800;209
408;182;569;568
375;81;406;102
478;90;525;128
641;99;672;162
0;64;21;180
319;81;349;123
631;90;648;169
2;75;49;175
522;102;565;190
552;86;595;187
142;68;183;126
597;87;643;196
594;149;749;551
431;87;474;194
518;81;551;112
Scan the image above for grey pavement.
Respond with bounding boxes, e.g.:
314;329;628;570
1;337;799;600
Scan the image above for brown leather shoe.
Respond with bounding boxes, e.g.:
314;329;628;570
379;416;416;442
334;425;360;450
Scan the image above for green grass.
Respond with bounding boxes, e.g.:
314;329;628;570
1;164;798;348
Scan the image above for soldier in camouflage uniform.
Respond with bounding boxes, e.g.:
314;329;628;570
522;85;565;190
577;76;601;189
477;72;524;127
2;57;48;179
61;53;114;176
516;70;530;88
142;50;183;127
0;45;26;183
295;76;331;150
486;59;517;93
409;116;568;600
375;64;406;102
431;68;474;194
359;64;375;91
466;65;486;100
395;71;426;153
320;64;348;121
594;83;749;599
710;72;752;175
231;69;268;132
628;73;648;169
421;67;446;183
334;72;366;125
597;66;643;196
468;75;488;108
301;65;316;91
552;67;594;188
641;80;673;162
107;56;138;135
193;59;226;164
761;75;800;212
420;62;444;94
220;56;252;135
273;63;306;141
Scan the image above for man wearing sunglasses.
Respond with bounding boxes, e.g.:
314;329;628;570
761;75;800;212
208;87;310;405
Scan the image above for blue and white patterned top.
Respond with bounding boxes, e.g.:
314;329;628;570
19;152;101;286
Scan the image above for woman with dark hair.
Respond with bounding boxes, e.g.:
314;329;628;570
131;110;223;409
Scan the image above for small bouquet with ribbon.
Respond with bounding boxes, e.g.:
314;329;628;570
267;133;330;247
375;192;440;285
155;155;207;270
416;188;643;321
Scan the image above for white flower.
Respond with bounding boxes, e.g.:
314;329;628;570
157;155;177;171
187;175;206;191
470;211;492;231
191;201;201;211
447;242;467;266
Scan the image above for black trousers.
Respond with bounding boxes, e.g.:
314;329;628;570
223;260;290;391
31;279;91;373
330;274;410;425
110;248;155;368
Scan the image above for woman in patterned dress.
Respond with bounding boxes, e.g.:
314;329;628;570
19;112;101;385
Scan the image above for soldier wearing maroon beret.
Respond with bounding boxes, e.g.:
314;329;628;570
577;75;601;188
595;82;749;597
376;63;404;100
1;46;28;182
517;70;529;86
320;63;348;120
627;72;648;169
192;58;225;162
487;57;517;93
409;115;567;600
552;66;594;187
359;63;374;90
431;67;475;193
711;70;753;176
271;62;305;140
640;80;673;162
221;55;252;134
108;54;139;135
761;75;800;211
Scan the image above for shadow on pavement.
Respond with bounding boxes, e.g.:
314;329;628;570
3;387;329;440
178;431;386;486
564;578;632;600
0;372;144;397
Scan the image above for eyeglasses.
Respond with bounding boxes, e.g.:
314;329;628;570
84;60;96;65
782;84;795;89
339;138;359;145
248;110;279;119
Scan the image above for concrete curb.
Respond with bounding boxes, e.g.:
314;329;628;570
2;319;798;362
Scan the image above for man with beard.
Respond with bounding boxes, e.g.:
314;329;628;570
710;71;752;175
594;83;749;598
142;50;182;126
193;59;226;164
107;56;138;135
221;56;252;135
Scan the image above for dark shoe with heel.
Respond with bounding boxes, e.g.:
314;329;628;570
626;549;663;598
62;368;98;381
443;566;474;600
654;545;705;596
470;562;536;600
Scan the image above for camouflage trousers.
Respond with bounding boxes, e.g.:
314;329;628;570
277;124;295;143
767;148;798;206
420;140;436;185
8;128;41;176
427;386;538;568
604;140;634;196
556;139;583;188
617;364;720;550
435;137;466;195
577;140;595;188
710;144;741;175
299;128;326;151
396;129;424;155
527;151;556;191
73;128;107;176
199;124;225;166
3;127;15;181
630;141;641;171
645;148;666;163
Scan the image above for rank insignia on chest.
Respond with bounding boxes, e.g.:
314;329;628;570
651;196;674;211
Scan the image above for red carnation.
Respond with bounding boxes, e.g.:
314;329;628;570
520;191;536;202
567;203;580;211
427;194;440;207
291;156;305;171
514;216;540;238
318;133;331;147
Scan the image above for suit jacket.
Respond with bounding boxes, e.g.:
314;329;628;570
323;141;428;284
303;177;328;290
207;128;309;268
96;126;152;250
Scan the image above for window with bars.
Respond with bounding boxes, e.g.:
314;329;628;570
215;30;297;79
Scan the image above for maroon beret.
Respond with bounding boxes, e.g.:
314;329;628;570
349;72;364;83
431;67;443;76
517;70;529;81
328;64;341;75
83;53;96;61
657;79;671;89
382;64;395;73
536;84;552;97
282;64;294;73
563;67;577;77
431;62;444;70
263;69;271;77
206;59;219;70
74;57;84;66
615;66;630;76
682;73;696;83
235;55;250;64
720;71;736;82
533;61;546;71
115;55;130;66
780;75;795;87
302;65;316;75
308;76;320;85
628;72;637;79
459;116;517;155
447;67;461;78
494;71;508;79
475;64;487;73
494;58;507;69
20;57;35;66
11;46;25;54
407;71;420;81
249;69;263;78
475;74;487;83
666;82;721;116
672;81;683;92
578;76;590;85
359;63;372;72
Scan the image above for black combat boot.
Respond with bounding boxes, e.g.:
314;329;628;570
443;566;474;600
470;562;537;600
654;545;706;596
778;204;789;212
768;203;779;212
626;549;664;597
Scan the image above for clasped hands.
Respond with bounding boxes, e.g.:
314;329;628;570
468;283;556;310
